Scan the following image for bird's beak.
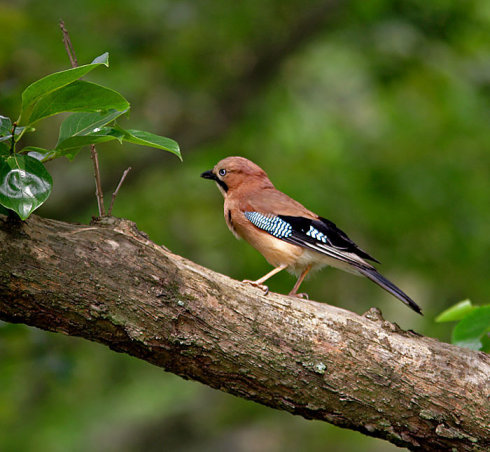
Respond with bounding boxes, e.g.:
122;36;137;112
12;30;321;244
200;170;217;181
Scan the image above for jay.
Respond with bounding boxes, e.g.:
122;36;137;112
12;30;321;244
201;156;422;314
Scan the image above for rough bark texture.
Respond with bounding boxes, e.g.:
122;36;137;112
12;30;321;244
0;214;488;451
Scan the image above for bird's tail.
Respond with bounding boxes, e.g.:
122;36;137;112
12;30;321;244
358;267;422;315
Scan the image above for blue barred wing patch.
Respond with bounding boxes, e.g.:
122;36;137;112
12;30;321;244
244;212;331;244
244;212;292;238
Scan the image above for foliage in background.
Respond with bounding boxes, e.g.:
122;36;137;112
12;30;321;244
0;52;180;219
0;1;489;451
436;300;490;352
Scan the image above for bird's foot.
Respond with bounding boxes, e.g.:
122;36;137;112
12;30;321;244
242;280;269;295
289;292;309;299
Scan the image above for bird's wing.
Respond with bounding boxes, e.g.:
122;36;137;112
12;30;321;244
240;188;378;267
243;211;376;269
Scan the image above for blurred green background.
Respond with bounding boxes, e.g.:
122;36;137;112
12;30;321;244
1;0;489;450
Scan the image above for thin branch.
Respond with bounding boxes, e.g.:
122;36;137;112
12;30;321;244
108;166;132;216
59;19;78;68
59;19;105;217
90;144;105;216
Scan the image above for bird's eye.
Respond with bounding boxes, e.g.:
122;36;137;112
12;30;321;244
219;168;227;176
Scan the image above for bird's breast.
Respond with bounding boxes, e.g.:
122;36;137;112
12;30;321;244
224;208;241;239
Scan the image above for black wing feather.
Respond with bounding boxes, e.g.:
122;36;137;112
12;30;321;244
278;215;379;263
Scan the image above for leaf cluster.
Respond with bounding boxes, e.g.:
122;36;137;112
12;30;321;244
0;53;181;219
436;300;490;352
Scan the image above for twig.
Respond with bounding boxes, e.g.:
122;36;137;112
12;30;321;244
90;144;105;216
108;167;132;216
9;122;17;154
59;19;105;217
59;19;78;68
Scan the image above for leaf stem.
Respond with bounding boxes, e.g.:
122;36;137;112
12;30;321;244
108;166;132;216
10;122;17;154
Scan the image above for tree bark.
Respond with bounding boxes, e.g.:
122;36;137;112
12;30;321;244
0;214;488;451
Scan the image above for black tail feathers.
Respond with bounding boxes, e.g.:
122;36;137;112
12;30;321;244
358;267;422;315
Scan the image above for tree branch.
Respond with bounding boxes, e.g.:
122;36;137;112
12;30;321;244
0;214;488;451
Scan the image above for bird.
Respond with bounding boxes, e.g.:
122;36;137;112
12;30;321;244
201;156;422;314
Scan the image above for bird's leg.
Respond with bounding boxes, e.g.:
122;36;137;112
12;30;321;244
288;265;312;299
243;264;288;295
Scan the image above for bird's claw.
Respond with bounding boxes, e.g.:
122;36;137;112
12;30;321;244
242;280;269;295
289;292;309;299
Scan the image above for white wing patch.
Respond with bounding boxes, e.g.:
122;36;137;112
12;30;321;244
306;225;329;244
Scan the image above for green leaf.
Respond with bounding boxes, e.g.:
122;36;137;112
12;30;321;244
27;81;130;125
56;109;128;149
0;115;12;135
0;155;52;220
122;129;182;160
19;52;109;124
55;127;126;159
435;299;475;323
452;306;490;351
481;333;490;353
91;53;109;65
0;142;9;156
21;147;57;162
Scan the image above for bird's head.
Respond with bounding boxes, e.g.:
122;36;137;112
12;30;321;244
201;156;273;196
